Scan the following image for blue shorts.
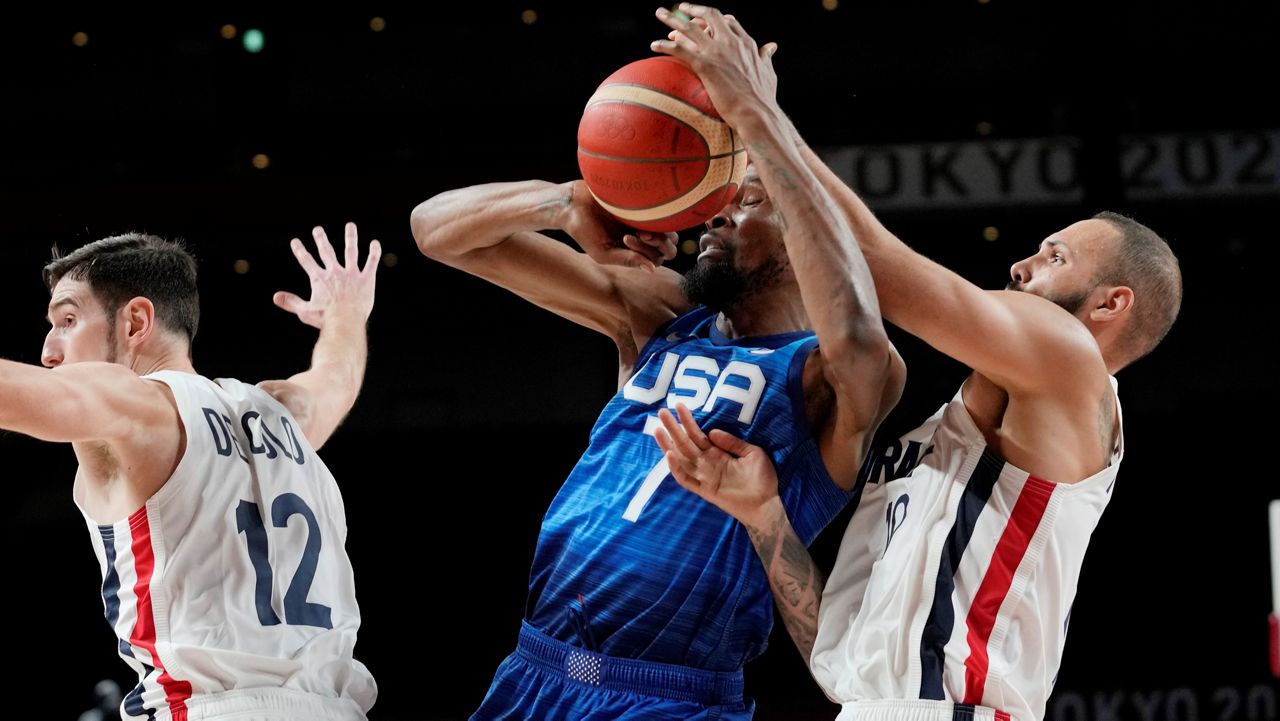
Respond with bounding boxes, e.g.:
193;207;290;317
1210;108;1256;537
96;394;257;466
471;622;755;720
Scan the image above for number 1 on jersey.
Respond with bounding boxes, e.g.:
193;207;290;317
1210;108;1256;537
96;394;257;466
622;415;669;522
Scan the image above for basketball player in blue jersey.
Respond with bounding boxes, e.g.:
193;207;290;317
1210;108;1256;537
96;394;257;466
0;224;381;720
411;10;904;719
652;6;1184;721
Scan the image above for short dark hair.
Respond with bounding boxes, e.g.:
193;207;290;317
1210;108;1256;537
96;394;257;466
1092;211;1181;364
43;233;200;346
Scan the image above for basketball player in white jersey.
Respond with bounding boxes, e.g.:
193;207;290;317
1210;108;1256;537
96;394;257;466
0;223;380;720
652;5;1183;721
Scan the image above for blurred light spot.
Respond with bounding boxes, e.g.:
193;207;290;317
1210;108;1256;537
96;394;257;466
822;0;839;10
72;32;89;47
370;17;386;32
977;121;993;136
383;252;399;268
681;239;698;255
234;259;251;274
983;226;1000;242
522;9;538;24
220;24;237;40
252;153;270;169
243;28;265;53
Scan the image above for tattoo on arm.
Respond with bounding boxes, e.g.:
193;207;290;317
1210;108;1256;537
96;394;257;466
744;509;826;662
536;187;573;218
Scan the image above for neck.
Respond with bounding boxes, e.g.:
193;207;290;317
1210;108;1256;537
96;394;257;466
715;284;809;339
128;345;196;376
1101;348;1124;375
1087;321;1127;375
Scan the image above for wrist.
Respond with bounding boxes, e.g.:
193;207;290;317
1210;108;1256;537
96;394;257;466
323;304;370;328
725;103;789;146
548;180;579;231
743;494;786;534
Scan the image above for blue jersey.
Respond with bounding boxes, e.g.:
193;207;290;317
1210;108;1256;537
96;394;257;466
526;306;853;672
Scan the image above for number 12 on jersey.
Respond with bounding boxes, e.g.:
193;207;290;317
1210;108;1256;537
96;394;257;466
235;493;333;629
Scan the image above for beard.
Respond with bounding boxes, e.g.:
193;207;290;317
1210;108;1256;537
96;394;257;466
682;259;746;311
682;247;788;312
1007;282;1092;315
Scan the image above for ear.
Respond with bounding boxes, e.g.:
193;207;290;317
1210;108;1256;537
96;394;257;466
120;296;158;348
1089;285;1133;324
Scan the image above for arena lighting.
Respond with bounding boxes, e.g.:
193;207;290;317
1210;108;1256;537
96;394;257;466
242;28;264;53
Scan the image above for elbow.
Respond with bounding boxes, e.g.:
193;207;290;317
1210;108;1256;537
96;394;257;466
410;195;452;260
822;321;898;389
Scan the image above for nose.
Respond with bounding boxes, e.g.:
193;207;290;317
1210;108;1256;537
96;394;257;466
41;334;62;368
1009;257;1031;286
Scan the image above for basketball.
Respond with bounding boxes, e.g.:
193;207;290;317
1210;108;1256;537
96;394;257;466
577;56;747;233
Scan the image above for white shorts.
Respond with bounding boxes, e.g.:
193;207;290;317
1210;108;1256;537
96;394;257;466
837;699;1011;721
173;687;366;721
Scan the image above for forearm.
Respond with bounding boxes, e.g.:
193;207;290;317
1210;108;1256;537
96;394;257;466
292;309;367;436
795;141;938;327
735;109;886;358
410;180;570;261
742;496;825;662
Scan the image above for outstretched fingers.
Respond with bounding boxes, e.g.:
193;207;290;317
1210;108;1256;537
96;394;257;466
290;237;323;278
344;222;360;269
312;225;340;269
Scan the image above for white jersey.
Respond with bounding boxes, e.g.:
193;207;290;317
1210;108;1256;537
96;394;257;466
811;380;1122;721
78;371;376;721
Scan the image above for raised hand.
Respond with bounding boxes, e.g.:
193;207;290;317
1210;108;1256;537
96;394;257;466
653;402;780;526
651;4;781;128
274;222;381;329
560;180;679;271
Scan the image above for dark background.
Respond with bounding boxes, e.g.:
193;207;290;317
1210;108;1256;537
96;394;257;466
2;3;1276;719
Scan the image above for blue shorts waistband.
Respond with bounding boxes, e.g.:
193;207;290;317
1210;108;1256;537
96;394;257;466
516;621;744;706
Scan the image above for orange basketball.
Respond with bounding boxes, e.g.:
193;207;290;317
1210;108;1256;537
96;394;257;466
577;56;747;233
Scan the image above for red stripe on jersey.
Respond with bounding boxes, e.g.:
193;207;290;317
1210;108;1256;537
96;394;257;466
127;506;193;720
995;710;1012;721
962;476;1055;705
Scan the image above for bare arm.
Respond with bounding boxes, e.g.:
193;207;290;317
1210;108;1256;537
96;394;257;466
654;6;902;485
748;496;825;661
411;179;688;360
259;223;379;449
0;360;173;443
794;136;1100;392
654;404;823;660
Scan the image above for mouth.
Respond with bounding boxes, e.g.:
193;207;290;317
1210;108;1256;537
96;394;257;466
698;233;728;262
